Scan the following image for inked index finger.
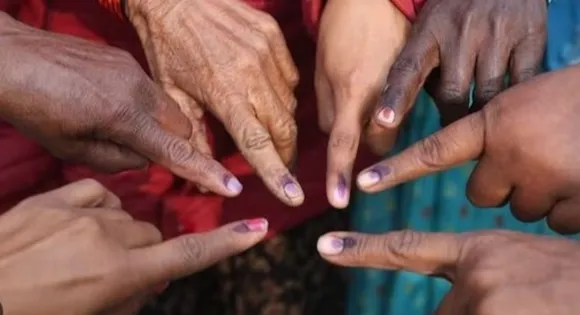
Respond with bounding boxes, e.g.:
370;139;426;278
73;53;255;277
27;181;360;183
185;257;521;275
128;219;268;288
317;230;462;279
358;111;486;193
114;114;242;197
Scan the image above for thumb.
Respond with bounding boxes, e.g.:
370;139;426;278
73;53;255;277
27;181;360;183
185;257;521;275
128;218;268;288
317;230;463;279
326;105;364;209
357;111;486;193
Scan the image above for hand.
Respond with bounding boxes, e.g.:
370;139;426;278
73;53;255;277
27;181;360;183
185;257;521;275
374;0;547;129
0;179;268;315
356;65;580;234
126;0;303;205
315;0;410;208
0;13;242;197
318;229;580;315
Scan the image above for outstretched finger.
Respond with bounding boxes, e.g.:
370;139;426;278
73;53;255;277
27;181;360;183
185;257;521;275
357;111;486;193
129;218;268;288
114;113;242;197
317;230;462;279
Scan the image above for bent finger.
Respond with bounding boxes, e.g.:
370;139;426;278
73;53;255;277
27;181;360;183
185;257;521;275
40;178;122;209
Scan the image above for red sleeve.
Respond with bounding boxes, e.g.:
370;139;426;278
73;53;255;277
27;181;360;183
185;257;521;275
391;0;427;22
98;0;124;19
302;0;324;38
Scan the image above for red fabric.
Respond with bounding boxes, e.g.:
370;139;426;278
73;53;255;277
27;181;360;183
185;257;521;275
0;0;376;238
391;0;427;21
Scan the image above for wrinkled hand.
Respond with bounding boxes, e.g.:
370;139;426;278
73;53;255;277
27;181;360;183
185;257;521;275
357;65;580;234
0;179;267;315
318;229;580;315
315;0;410;208
0;13;241;196
374;0;547;129
127;0;303;205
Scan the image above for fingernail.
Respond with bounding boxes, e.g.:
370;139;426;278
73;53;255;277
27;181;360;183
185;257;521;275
357;165;390;188
234;218;269;233
282;175;302;199
224;175;243;194
317;236;357;256
333;175;349;208
376;107;395;126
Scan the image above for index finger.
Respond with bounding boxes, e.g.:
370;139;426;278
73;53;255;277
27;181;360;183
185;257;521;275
114;113;242;197
373;31;439;128
216;101;304;206
357;111;486;193
128;218;268;287
317;230;462;279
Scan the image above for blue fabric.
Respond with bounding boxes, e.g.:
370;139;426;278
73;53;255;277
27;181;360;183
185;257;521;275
346;2;580;314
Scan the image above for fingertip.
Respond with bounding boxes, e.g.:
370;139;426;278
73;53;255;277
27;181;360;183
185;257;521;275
317;232;357;257
327;174;350;209
356;164;392;191
223;175;243;196
317;234;345;256
374;106;397;128
281;174;304;206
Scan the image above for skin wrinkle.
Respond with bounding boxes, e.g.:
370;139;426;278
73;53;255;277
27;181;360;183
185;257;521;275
126;0;302;204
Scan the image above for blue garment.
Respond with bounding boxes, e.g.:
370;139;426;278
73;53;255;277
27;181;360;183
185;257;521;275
346;2;580;314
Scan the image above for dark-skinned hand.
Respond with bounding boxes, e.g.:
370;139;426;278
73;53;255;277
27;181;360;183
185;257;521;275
0;179;267;315
357;64;580;234
374;0;547;132
126;0;303;205
0;13;242;197
318;229;580;315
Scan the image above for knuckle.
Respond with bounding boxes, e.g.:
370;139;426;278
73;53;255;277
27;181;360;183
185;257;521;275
69;216;104;236
329;130;357;152
286;96;298;113
242;127;272;152
437;85;469;106
237;50;262;70
165;138;197;165
287;69;300;88
383;229;423;261
416;135;447;169
273;118;297;146
318;117;332;134
178;236;207;263
391;57;422;77
257;14;283;38
251;34;271;57
475;83;501;106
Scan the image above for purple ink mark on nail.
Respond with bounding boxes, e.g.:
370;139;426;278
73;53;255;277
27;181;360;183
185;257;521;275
223;175;242;194
282;174;301;199
331;238;344;250
337;174;349;198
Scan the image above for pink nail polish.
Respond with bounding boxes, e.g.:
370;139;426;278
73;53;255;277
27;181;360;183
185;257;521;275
376;107;395;125
234;218;268;233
